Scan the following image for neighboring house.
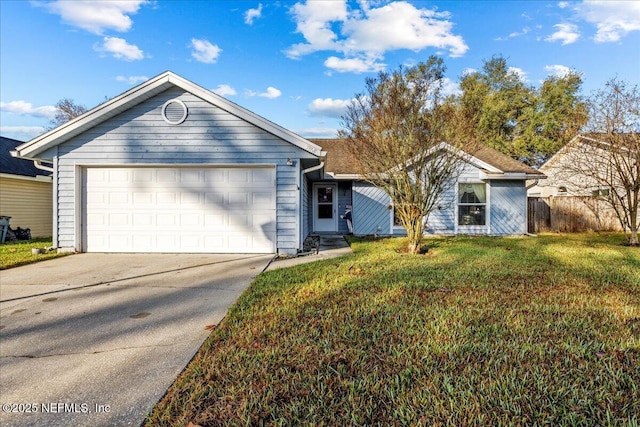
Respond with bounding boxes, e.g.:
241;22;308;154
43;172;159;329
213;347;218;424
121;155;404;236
311;139;545;237
14;71;543;255
526;134;629;232
528;134;609;197
1;136;53;237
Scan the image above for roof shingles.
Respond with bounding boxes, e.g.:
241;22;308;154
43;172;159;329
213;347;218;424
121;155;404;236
310;138;542;176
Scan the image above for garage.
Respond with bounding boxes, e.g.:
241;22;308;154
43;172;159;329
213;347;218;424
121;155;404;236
13;72;325;255
82;166;276;253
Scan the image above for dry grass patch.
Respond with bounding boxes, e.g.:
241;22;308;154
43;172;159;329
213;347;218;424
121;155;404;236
0;238;71;269
146;233;639;427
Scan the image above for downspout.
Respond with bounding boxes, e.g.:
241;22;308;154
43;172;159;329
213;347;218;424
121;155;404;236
33;160;54;173
301;161;325;176
526;178;541;190
9;150;55;173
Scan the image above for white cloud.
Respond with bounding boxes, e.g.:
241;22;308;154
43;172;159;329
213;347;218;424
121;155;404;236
40;0;148;35
244;4;263;25
341;2;468;56
545;23;580;45
286;0;348;58
308;98;352;118
190;38;222;64
0;126;47;140
461;67;477;76
246;87;282;99
508;67;528;82
576;0;640;42
259;87;282;99
440;77;461;97
286;0;468;73
297;127;339;138
324;56;386;73
212;84;237;97
495;27;530;41
95;36;144;60
0;100;57;119
116;75;149;85
558;2;570;9
544;64;572;77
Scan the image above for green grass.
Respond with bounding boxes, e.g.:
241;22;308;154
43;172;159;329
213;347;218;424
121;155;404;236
0;238;71;269
146;233;639;427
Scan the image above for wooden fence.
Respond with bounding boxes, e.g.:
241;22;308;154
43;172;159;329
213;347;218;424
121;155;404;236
527;196;623;233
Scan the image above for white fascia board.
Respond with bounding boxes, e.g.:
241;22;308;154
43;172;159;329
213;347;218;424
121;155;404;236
332;173;362;180
15;71;324;160
15;72;175;159
167;73;324;158
463;154;503;174
538;135;582;172
479;171;547;180
0;173;53;182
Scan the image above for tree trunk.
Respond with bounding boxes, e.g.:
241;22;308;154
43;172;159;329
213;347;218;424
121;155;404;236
406;217;424;255
629;207;639;246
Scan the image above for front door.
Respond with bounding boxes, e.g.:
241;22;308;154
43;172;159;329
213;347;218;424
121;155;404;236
313;183;337;232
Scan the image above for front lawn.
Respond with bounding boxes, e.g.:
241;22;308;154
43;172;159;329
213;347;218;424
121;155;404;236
0;238;71;269
146;233;639;426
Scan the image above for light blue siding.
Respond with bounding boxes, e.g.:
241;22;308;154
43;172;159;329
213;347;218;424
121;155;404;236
349;162;528;237
337;181;353;234
54;87;317;254
352;182;391;235
426;185;456;234
489;181;527;235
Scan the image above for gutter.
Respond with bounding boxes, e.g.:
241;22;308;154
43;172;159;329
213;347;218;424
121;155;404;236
10;150;54;173
301;161;325;176
526;178;542;190
33;160;54;173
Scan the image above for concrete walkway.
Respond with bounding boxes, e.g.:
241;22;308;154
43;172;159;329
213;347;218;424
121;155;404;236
0;237;352;426
265;235;353;270
0;253;273;427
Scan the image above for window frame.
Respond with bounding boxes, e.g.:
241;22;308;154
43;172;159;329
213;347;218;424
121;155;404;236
456;182;488;229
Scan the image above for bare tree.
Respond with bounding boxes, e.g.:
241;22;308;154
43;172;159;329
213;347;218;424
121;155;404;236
561;79;639;245
339;57;468;254
48;98;87;129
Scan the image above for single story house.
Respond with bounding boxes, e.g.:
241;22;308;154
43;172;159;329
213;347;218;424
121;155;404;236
311;139;545;237
1;136;53;237
13;71;543;255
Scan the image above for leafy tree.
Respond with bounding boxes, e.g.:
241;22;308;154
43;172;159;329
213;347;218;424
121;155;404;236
457;56;587;167
48;98;87;129
339;57;468;254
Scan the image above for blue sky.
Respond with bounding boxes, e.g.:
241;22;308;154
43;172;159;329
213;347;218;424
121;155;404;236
1;0;639;142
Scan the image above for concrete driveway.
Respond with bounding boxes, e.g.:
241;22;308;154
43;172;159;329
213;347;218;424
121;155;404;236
0;253;273;427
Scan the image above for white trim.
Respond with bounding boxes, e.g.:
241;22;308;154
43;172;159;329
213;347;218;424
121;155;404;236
15;71;324;160
77;163;278;253
52;154;59;248
0;173;52;182
312;182;338;233
75;165;83;251
161;98;188;125
455;181;491;234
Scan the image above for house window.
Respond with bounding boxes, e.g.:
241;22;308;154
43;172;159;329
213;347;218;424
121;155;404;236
591;188;610;197
458;183;486;226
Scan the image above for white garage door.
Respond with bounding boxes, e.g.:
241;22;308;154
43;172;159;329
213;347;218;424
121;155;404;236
82;166;276;253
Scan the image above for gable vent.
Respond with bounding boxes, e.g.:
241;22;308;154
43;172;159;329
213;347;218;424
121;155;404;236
161;99;188;125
